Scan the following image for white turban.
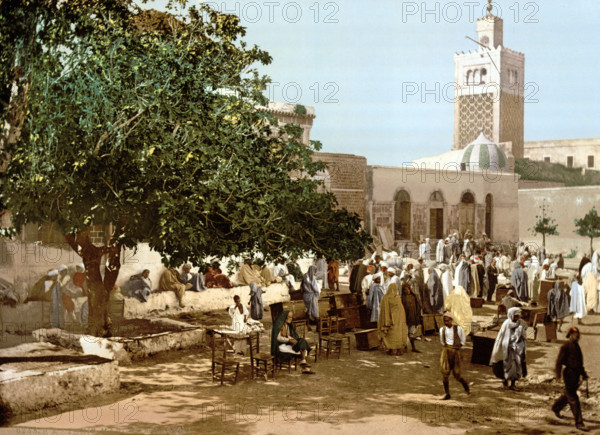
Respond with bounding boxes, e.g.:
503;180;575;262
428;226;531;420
48;269;59;277
58;264;68;272
387;267;396;274
76;263;85;271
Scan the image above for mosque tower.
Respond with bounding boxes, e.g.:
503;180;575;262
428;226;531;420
452;0;525;158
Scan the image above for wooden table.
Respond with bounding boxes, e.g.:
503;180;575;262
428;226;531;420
520;306;547;326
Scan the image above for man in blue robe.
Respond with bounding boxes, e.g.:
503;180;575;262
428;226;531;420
511;259;529;302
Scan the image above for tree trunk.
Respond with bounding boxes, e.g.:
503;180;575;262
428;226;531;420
65;231;121;337
542;233;546;248
591;238;594;259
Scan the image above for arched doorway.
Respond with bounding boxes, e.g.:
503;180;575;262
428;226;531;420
429;190;444;239
485;194;493;238
459;192;476;236
394;190;411;240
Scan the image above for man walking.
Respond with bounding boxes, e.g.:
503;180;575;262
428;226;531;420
552;327;588;431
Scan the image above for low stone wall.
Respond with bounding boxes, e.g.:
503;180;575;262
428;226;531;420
123;282;292;319
32;324;206;364
114;327;206;362
1;283;292;334
0;342;119;416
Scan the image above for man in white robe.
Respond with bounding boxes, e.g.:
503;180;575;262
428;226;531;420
361;266;375;304
424;238;431;261
440;264;453;302
274;259;296;291
436;239;445;263
385;267;400;291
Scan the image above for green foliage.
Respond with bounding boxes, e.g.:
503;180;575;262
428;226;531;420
574;207;600;245
294;104;307;115
515;158;600;186
565;248;578;259
529;201;558;239
0;1;370;266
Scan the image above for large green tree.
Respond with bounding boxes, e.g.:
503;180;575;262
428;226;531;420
0;1;370;336
574;207;600;257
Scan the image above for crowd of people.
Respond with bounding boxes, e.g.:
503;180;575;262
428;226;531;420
339;232;597;429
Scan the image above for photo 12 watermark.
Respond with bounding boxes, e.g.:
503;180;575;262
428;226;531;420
203;2;340;24
401;82;539;104
401;1;540;24
201;401;339;424
266;81;340;104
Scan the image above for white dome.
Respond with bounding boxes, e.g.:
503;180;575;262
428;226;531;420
460;133;508;171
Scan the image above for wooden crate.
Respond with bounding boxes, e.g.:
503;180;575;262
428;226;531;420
359;305;373;329
337;306;361;329
434;314;445;329
354;329;379;350
422;314;436;333
470;297;484;308
535;323;557;342
333;293;358;309
521;307;546;326
495;285;513;303
471;328;500;365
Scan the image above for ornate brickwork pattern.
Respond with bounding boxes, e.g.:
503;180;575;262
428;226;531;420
457;94;495;149
500;92;524;158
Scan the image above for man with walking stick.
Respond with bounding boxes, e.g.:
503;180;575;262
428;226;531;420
552;326;589;431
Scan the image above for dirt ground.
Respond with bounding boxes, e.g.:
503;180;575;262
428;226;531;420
4;289;600;435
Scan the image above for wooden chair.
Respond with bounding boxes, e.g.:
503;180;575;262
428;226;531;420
318;316;344;359
292;318;307;338
249;332;275;381
329;316;351;356
211;335;240;385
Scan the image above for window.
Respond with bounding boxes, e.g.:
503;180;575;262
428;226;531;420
567;156;574;168
588;155;594;168
480;68;488;84
543;157;550;163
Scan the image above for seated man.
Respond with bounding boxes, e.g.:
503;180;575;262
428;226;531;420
238;258;266;286
129;268;152;302
159;267;191;307
255;259;279;286
181;264;206;292
204;261;233;289
274;258;295;292
271;310;314;374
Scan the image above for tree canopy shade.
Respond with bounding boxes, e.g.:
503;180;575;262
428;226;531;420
0;1;371;335
574;207;600;257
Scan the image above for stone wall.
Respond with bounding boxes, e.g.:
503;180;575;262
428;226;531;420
518;186;600;258
367;166;519;244
524;138;600;169
313;152;367;221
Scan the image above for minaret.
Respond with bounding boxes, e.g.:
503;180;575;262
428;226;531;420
453;0;525;158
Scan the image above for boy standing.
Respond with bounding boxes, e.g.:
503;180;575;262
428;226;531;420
439;311;470;400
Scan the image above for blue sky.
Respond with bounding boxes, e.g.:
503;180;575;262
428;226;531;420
146;1;600;166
